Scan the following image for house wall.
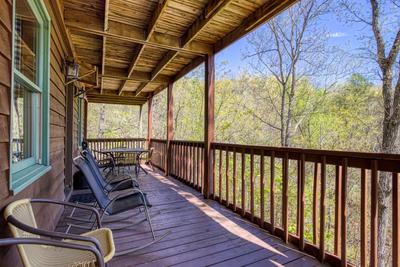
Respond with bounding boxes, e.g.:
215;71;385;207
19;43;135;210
0;0;72;265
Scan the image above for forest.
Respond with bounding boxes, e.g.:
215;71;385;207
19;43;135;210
87;0;400;266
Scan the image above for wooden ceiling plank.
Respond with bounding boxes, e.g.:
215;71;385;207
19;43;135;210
214;0;298;53
135;0;232;97
181;0;234;47
119;0;172;96
65;19;211;55
117;44;146;95
147;0;172;40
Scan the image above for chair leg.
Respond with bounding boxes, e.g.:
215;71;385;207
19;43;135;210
142;199;156;240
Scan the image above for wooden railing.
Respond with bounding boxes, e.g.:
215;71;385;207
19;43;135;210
86;138;147;164
210;142;400;267
149;139;167;171
86;137;400;267
169;140;205;191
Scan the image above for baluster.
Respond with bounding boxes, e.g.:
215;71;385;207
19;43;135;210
299;153;305;250
319;156;326;262
393;172;400;267
283;152;289;243
361;169;368;267
335;165;342;256
370;160;378;267
270;151;275;234
250;150;255;222
341;158;348;267
241;151;246;217
213;148;216;199
197;145;200;190
226;146;230;207
313;162;321;244
233;148;237;212
219;149;222;203
260;150;265;228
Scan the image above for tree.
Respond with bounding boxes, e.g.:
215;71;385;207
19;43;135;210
339;1;400;264
244;0;334;147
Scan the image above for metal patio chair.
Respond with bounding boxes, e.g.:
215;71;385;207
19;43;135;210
82;149;140;193
73;156;169;254
0;238;106;267
4;198;115;267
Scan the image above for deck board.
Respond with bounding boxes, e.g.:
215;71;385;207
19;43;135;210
57;167;324;267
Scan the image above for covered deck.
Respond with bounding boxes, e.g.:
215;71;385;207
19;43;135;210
58;166;321;267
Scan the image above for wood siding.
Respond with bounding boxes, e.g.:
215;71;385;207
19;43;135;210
0;0;71;265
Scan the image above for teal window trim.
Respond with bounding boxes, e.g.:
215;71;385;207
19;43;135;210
10;0;51;194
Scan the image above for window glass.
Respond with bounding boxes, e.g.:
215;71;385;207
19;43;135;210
12;81;35;163
14;0;38;84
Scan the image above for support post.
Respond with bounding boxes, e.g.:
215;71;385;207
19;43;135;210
147;96;153;147
83;100;88;140
65;83;74;190
166;82;174;176
204;53;215;198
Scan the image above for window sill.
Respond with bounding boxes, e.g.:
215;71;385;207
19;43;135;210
11;164;52;195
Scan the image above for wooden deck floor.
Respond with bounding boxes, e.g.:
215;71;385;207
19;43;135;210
58;168;324;267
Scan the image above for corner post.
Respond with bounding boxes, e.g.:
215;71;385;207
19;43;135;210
204;53;215;198
147;96;153;148
65;83;74;190
166;82;174;176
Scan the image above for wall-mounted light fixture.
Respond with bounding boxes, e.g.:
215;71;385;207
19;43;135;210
65;60;80;80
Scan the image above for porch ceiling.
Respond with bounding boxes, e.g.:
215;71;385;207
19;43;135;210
63;0;298;105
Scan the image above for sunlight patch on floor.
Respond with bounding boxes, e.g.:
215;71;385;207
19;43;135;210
152;171;285;256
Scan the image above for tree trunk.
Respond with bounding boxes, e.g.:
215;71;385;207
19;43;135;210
98;104;106;138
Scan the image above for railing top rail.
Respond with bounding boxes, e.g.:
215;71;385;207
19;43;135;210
150;139;167;143
86;138;146;142
211;142;400;161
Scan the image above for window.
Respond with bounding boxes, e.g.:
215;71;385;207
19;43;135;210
11;0;51;194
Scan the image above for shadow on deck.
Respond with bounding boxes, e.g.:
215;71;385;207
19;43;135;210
57;167;324;267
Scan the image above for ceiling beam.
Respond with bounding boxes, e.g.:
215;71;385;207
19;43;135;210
118;0;172;96
65;18;211;56
100;0;110;94
101;71;170;83
147;0;172;39
135;0;232;96
214;0;298;53
117;44;146;95
181;0;233;47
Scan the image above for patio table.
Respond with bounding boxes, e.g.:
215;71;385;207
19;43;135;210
100;147;150;176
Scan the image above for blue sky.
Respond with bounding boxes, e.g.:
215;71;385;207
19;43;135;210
215;1;400;84
216;9;363;76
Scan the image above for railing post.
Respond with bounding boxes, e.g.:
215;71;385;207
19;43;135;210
166;82;173;176
204;53;215;199
147;95;153;148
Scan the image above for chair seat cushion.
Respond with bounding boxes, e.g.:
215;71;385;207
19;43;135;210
81;228;115;263
106;192;152;215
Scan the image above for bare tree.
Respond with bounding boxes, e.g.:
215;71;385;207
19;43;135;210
244;0;335;147
339;0;400;265
98;104;106;138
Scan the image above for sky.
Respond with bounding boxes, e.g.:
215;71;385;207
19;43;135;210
214;0;400;84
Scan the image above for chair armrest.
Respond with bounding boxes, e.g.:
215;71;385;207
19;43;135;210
31;198;102;228
0;238;104;267
107;178;139;193
6;215;104;254
103;188;148;215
